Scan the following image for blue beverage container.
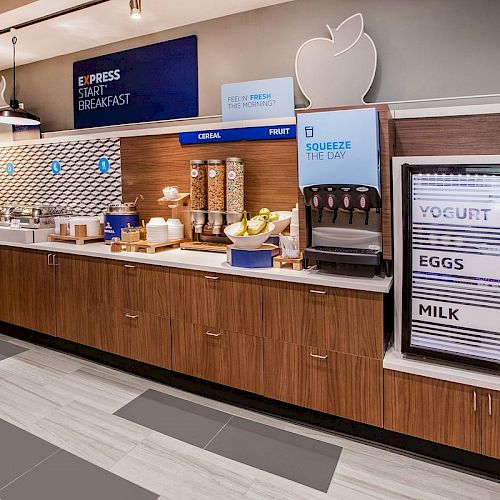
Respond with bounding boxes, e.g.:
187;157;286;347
104;202;140;243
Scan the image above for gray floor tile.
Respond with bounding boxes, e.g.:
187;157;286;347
0;450;159;500
114;389;231;448
0;418;58;489
0;340;26;360
206;417;342;492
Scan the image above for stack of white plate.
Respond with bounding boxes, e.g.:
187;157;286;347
146;217;168;243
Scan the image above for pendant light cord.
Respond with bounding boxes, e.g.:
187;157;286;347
11;36;17;108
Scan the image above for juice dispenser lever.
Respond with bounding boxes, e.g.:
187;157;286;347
341;193;354;224
357;194;371;225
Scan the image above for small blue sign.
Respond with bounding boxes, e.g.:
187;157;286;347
98;157;110;174
5;162;14;175
51;160;61;174
73;35;198;129
221;77;295;122
179;125;296;145
297;108;380;192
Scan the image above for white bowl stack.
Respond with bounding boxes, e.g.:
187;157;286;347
146;217;168;243
166;218;184;241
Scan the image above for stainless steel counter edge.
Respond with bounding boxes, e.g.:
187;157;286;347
0;240;393;293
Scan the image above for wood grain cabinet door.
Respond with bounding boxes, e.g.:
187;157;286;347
169;270;262;337
327;351;383;427
124;311;170;368
121;263;170;317
171;320;263;393
55;254;109;345
384;370;482;453
263;281;327;347
481;389;500;459
326;289;385;359
263;338;330;413
4;248;56;335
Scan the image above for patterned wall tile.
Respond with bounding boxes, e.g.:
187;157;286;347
0;138;122;216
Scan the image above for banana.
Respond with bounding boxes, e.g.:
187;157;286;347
235;215;248;236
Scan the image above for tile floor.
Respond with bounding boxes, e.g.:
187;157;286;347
0;332;499;500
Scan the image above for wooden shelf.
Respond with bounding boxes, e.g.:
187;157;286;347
158;193;190;206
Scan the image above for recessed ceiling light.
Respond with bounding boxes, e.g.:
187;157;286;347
130;0;142;20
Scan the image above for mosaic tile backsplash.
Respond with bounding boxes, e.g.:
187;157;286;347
0;138;122;216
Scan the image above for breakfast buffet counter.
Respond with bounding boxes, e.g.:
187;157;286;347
0;239;393;293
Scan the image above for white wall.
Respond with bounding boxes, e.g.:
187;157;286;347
8;0;500;132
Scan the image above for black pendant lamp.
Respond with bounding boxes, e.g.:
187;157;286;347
0;35;40;126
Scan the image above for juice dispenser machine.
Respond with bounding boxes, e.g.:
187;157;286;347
297;108;383;273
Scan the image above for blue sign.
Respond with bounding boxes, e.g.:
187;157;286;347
73;35;198;129
179;125;296;145
5;162;14;175
98;157;110;174
51;160;61;174
221;77;295;122
297;108;380;192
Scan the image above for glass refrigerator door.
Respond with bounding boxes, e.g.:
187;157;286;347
402;165;500;370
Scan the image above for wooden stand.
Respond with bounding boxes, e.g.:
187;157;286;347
122;239;186;254
180;241;227;253
48;234;104;246
273;253;304;271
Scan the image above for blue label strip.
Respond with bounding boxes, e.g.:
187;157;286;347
179;125;296;145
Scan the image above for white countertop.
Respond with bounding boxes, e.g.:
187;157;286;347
0;239;392;293
384;347;499;391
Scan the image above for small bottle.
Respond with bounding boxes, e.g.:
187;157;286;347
110;237;122;253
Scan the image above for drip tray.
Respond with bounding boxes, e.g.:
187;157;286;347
305;246;382;266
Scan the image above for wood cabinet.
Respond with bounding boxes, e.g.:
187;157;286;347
170;269;262;336
171;319;263;394
263;281;384;359
264;338;383;427
384;370;482;453
480;388;500;459
101;309;170;369
0;247;55;335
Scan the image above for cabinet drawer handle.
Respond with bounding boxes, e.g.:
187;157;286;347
309;289;326;295
204;275;219;280
205;331;221;337
125;313;138;319
52;254;59;266
47;253;53;266
310;353;328;359
488;393;492;416
123;264;136;269
473;390;477;412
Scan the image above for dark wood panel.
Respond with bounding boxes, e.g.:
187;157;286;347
243;139;298;212
122;262;170;317
394;114;500;157
481;389;500;459
263;280;327;347
169;269;262;336
125;311;170;368
327;289;385;359
120;135;298;223
297;105;394;260
263;338;329;412
171;320;263;393
328;351;382;427
384;370;482;453
0;248;55;335
263;338;382;425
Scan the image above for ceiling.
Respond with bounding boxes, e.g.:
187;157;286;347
0;0;294;70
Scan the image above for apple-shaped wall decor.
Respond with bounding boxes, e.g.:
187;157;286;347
295;13;377;108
